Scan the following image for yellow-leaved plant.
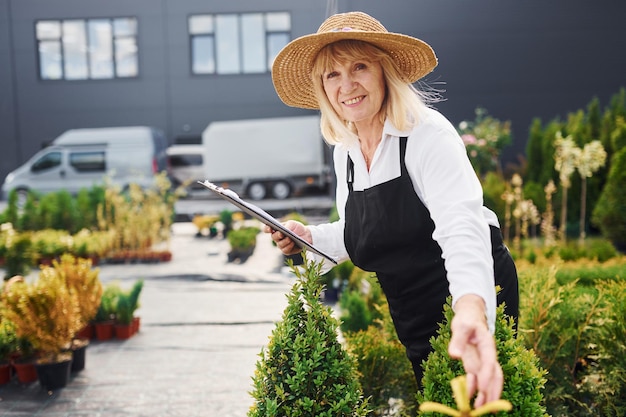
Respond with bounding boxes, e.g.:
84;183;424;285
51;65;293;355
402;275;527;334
1;272;82;364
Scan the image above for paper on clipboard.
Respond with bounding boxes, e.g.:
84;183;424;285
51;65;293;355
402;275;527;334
198;180;338;265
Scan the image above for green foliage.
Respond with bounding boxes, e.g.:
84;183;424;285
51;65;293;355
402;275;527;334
3;189;20;227
321;260;355;297
592;147;626;248
555;262;626;286
127;279;144;314
0;317;19;361
110;279;143;325
554;239;618;264
95;282;122;322
220;209;233;230
339;290;372;333
3;232;33;279
344;303;418;416
458;108;512;177
523;89;625;236
418;300;548;417
115;293;133;325
592;280;626;416
481;171;507;222
518;265;626;416
18;191;40;231
227;226;259;250
248;257;369;417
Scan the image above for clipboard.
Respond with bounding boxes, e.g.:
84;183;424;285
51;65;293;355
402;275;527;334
198;180;338;265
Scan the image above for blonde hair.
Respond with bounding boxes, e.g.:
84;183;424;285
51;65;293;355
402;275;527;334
311;40;434;145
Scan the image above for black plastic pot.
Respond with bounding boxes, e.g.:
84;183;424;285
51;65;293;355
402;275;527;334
36;358;72;390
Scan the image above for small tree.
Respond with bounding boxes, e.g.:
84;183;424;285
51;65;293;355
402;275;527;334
248;256;369;417
418;300;548;417
575;140;607;241
554;132;580;242
592;147;626;250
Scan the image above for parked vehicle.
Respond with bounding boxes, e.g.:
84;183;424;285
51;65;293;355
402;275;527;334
1;126;168;201
201;115;332;200
166;144;205;189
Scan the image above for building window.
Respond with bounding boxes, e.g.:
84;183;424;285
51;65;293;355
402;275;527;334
36;17;138;80
189;12;290;75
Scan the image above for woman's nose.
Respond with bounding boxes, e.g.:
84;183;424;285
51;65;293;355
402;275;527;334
340;76;356;93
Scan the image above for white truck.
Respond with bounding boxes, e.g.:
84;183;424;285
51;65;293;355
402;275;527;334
201;115;332;200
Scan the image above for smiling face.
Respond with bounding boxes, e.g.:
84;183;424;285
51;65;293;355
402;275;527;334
322;58;386;128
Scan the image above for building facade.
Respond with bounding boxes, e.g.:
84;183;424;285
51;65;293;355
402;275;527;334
1;0;625;183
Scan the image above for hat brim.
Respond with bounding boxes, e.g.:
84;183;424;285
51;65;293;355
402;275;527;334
271;30;438;109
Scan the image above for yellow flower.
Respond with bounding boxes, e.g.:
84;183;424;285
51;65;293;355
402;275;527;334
419;375;512;416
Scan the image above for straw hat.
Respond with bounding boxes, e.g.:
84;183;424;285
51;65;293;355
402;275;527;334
271;11;438;109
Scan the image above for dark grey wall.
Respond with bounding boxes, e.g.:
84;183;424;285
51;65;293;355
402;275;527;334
0;0;19;179
1;0;625;182
347;1;626;164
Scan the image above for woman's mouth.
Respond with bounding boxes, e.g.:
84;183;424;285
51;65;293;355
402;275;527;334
343;96;365;105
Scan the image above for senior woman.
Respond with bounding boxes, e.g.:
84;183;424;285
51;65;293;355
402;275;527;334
266;11;519;407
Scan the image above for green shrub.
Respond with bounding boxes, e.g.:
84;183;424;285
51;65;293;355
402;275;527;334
321;259;355;296
227;226;259;250
95;282;122;322
3;232;33;279
418;300;548;417
555;263;626;286
344;303;417;416
115;293;133;325
0;317;19;361
592;147;626;249
591;280;626;416
339;290;373;333
248;257;369;417
518;265;626;416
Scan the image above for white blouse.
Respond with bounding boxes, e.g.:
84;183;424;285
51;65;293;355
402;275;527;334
308;107;498;331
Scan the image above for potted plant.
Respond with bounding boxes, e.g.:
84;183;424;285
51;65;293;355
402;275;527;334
227;226;259;263
0;316;19;385
128;279;143;334
113;279;143;339
219;209;233;238
43;254;103;371
0;277;38;384
93;283;121;341
1;272;82;390
114;292;134;339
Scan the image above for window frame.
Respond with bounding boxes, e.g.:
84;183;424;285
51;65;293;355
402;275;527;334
188;11;291;76
35;16;139;81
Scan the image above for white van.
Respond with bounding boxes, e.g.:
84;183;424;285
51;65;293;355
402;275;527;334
1;126;168;200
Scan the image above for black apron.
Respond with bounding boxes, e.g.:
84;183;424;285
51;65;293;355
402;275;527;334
344;137;518;383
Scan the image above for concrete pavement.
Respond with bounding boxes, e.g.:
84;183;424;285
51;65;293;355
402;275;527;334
0;222;298;417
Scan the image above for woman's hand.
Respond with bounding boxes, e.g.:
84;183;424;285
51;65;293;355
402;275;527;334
448;294;503;408
263;220;312;255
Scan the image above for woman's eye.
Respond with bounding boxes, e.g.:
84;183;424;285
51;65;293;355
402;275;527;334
326;71;338;79
354;63;366;71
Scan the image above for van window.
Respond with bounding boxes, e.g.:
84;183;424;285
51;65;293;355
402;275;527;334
70;151;106;172
169;153;203;167
32;151;62;172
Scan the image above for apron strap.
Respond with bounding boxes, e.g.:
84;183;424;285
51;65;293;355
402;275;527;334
346;136;408;192
346;152;354;192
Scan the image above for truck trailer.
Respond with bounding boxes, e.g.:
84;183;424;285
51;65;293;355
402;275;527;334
201;115;332;200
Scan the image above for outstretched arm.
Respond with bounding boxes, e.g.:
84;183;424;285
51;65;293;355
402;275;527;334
448;294;503;408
